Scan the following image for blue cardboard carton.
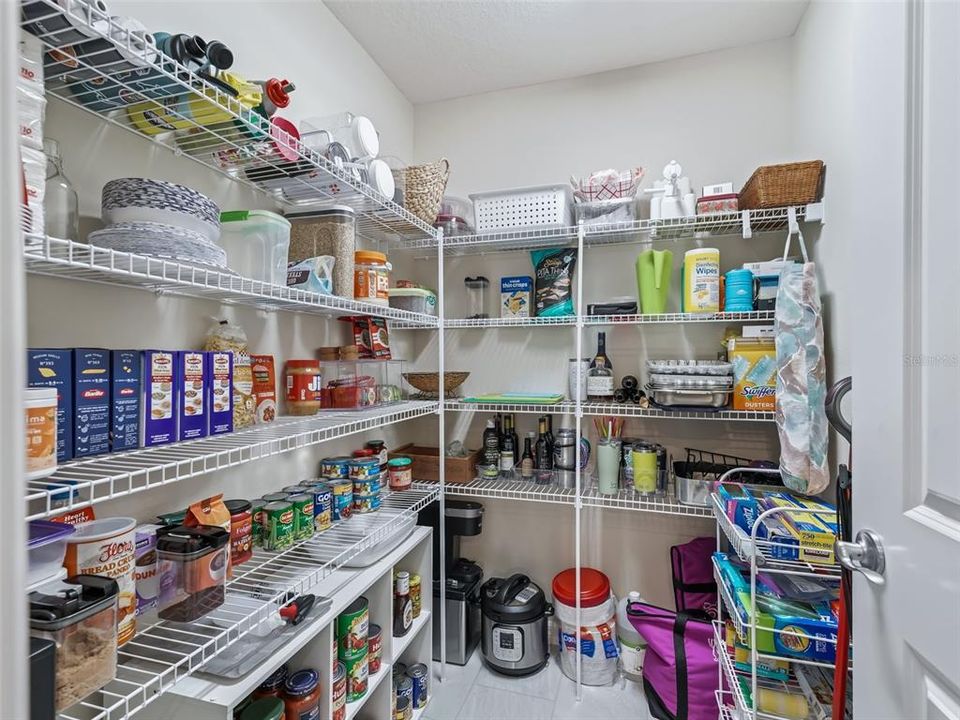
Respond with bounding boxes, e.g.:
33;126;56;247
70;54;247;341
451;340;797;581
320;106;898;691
205;351;233;435
110;350;140;452
141;350;178;447
26;349;73;461
177;350;208;441
73;348;110;457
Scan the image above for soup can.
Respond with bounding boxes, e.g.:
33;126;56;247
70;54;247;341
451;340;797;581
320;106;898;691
328;479;353;521
348;457;380;480
394;675;413;707
352;492;381;514
320;456;351;479
262;492;290;503
281;485;305;495
332;661;346;720
368;623;382;674
344;651;369;703
307;485;333;532
287;493;315;542
395;696;411;720
262;501;294;551
393;662;407;679
337;596;369;657
406;664;428;709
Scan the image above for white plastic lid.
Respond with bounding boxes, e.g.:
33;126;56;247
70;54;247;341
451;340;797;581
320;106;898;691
67;517;137;543
367;159;395;199
388;287;436;299
25;387;56;404
352;116;380;158
628;591;641;600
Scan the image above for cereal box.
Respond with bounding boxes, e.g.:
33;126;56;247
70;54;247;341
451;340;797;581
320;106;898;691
73;348;111;458
728;337;776;411
206;351;233;435
27;349;73;461
141;350;178;447
250;354;277;423
110;350;140;452
500;276;533;318
177;351;208;441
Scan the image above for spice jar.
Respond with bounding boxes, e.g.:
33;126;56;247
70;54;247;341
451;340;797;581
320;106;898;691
156;525;229;622
253;664;289;700
388;457;413;491
283;668;321;720
285;360;322;416
224;499;253;566
354;250;390;305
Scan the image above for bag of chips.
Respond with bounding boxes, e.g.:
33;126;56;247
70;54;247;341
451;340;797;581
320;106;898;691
531;247;578;317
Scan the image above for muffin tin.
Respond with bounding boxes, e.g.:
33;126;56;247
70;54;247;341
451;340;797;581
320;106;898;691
645;359;733;376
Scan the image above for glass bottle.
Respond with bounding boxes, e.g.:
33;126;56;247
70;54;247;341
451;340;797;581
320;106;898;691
43;138;78;241
482;419;500;467
520;435;535;480
587;332;615;402
535;417;553;470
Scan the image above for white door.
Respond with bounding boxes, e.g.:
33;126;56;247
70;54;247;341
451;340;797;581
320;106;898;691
852;1;960;717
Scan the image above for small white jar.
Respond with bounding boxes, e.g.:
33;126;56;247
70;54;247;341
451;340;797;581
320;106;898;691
24;387;58;481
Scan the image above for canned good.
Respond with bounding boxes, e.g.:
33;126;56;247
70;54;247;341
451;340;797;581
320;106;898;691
337;596;369;657
395;695;411;720
352;448;376;459
394;675;412;707
309;485;333;533
393;662;407;679
365;440;388;472
331;662;346;720
262;492;290;503
287;493;315;541
250;499;266;548
328;479;353;521
407;664;428;709
352;492;381;514
410;574;421;619
281;485;306;495
368;623;382;674
343;650;369;703
263;501;295;551
387;457;413;491
348;457;380;480
352;476;381;496
320;456;351;479
225;499;254;566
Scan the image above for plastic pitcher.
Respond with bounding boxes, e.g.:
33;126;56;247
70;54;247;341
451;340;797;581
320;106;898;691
635;249;673;314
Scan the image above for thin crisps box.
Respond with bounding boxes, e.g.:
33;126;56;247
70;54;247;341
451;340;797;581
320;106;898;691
73;348;110;458
110;350;140;452
27;349;73;461
501;276;533;318
141;350;178;447
178;351;208;441
206;351;233;435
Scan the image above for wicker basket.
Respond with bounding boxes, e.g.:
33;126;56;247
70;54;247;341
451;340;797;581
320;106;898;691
402;371;469;395
739;161;824;209
403;158;450;226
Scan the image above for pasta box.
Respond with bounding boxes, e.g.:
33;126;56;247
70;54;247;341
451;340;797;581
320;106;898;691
206;351;233;435
178;351;208;441
26;349;73;461
141;350;179;447
110;350;140;452
73;348;111;458
500;276;533;318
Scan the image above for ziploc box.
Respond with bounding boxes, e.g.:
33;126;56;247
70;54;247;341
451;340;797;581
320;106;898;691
73;348;111;457
501;276;533;318
178;351;208;441
141;350;178;447
27;349;73;461
110;350;140;452
728;337;777;411
205;351;233;435
717;483;761;534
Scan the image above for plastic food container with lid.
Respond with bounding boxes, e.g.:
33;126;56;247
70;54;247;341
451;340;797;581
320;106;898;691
354;250;390;305
218;210;291;285
155;525;229;622
29;574;119;711
388;287;437;316
28;520;75;588
24;387;58;481
287;206;357;299
551;567;618;685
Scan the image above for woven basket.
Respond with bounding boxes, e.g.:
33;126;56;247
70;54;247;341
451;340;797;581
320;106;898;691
402;371;469;394
403;158;450;226
739;161;824;209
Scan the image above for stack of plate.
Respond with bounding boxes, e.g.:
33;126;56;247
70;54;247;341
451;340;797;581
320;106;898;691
89;178;228;269
645;359;734;408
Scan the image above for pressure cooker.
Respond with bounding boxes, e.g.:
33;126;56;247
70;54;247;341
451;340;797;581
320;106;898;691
480;574;552;676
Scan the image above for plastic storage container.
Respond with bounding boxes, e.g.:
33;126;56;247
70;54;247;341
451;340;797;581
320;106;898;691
28;520;75;588
300;112;380;160
552;567;619;686
470;184;573;233
29;574;119;712
218;210;291;285
320;359;405;411
354;250;390;306
155;525;229;622
24;386;58;481
287;206;357;299
388;287;437;316
434;195;474;236
464;276;489;319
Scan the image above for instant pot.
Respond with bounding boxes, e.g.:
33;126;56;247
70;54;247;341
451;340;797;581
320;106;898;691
480;574;552;676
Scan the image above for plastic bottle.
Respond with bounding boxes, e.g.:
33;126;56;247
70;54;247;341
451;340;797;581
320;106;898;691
617;591;647;679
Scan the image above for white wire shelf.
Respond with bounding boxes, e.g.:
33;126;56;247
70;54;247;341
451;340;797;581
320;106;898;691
24;236;440;327
397;311;775;330
580;485;713;517
21;1;436;246
444;316;577;328
407;204;824;255
56;488;438;720
443;399;775;422
28;401;438;521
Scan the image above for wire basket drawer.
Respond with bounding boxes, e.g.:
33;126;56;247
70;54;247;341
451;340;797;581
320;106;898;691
470;184;573;233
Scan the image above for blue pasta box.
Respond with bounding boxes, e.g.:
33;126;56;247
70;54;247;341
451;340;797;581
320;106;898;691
141;350;178;447
110;350;140;452
178;350;208;441
72;349;111;458
26;349;74;461
205;351;233;435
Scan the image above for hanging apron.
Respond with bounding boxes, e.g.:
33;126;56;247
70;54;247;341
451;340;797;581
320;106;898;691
774;225;829;495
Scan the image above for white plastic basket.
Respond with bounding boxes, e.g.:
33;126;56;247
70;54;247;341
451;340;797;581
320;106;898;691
470;184;573;233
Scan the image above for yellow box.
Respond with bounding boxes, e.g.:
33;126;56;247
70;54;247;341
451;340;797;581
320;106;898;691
728;337;776;411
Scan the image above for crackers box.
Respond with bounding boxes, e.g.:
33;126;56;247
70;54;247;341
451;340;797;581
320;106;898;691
206;351;233;435
500;276;533;318
177;351;208;441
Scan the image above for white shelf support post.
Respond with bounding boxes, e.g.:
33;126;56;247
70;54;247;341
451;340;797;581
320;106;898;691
574;221;585;701
437;225;447;681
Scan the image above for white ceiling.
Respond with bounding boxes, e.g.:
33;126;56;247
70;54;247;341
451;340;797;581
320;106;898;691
324;0;809;104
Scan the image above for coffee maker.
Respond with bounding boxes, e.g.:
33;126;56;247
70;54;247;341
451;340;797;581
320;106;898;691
418;499;484;665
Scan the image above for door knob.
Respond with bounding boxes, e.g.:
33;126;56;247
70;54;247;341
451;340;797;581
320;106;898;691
835;529;885;585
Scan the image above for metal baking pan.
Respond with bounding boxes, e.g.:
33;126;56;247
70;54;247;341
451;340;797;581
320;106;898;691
645;385;730;407
648;373;733;390
646;359;733;376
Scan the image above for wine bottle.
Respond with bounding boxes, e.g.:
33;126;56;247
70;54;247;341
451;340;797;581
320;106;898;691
509;413;520;459
587;332;615;401
535;417;553;470
520;435;534;479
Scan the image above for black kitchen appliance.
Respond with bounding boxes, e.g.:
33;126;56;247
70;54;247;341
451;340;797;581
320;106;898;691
418;499;484;665
480;574;552;676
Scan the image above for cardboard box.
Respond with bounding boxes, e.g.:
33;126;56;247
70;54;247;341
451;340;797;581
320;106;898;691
742;325;775;340
728;337;776;411
141;350;178;447
500;276;533;318
26;349;73;461
110;350;140;452
206;351;233;435
73;348;110;458
178;351;208;441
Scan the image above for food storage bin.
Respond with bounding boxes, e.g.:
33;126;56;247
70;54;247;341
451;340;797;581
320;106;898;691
218;210;292;285
470;184;573;233
574;197;637;226
155;525;229;622
287;206;356;299
464;276;489;319
29;574;119;712
319;359;405;411
388;287;437;316
28;520;75;588
434;196;474;236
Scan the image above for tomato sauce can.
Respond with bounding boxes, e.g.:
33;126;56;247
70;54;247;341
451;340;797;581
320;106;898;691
263;501;295;551
367;623;382;674
343;650;369;703
337;596;369;657
328;479;353;521
224;499;253;566
332;661;346;720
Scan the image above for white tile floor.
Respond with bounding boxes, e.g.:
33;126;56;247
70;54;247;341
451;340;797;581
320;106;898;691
424;651;652;720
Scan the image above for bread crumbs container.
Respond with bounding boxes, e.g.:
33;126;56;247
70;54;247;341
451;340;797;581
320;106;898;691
29;574;119;712
155;525;229;622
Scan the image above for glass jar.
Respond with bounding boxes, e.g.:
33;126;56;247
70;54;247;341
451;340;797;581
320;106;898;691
285;360;322;415
253;664;289;700
283;668;321;720
354;250;390;306
224;499;253;566
388;457;413;491
43;138;78;241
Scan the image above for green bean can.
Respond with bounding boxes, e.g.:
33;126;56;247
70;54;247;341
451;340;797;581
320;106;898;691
250;499;266;548
288;493;315;541
263;501;294;551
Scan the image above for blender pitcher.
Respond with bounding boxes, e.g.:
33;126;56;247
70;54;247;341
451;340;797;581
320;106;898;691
635;249;673;314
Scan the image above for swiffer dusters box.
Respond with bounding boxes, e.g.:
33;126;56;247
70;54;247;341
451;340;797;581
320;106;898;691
110;350;140;452
728;337;776;411
27;349;73;461
73;348;111;457
714;553;838;663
